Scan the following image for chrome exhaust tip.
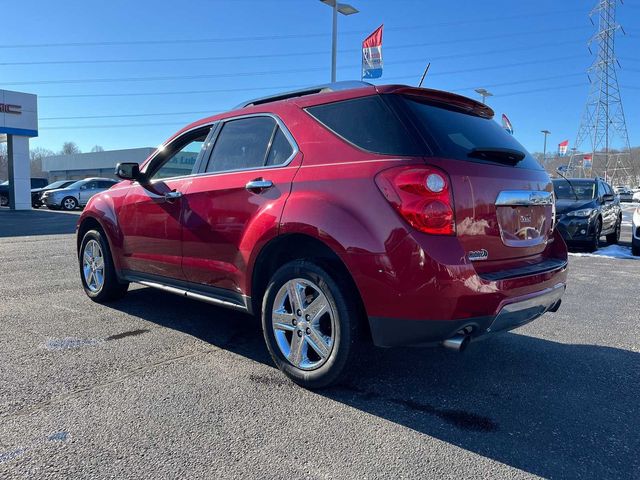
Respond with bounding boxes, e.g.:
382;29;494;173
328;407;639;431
443;334;470;352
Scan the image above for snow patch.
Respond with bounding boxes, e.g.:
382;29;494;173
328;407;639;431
569;244;639;260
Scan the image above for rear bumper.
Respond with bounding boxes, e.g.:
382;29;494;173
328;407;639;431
369;283;565;347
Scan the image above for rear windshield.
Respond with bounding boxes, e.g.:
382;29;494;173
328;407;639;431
305;96;422;156
553;180;596;200
399;96;543;170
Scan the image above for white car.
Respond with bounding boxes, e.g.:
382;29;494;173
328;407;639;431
632;191;640;203
633;207;640;256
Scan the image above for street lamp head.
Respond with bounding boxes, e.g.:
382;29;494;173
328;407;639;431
337;4;359;15
541;130;551;135
474;88;493;97
320;0;359;15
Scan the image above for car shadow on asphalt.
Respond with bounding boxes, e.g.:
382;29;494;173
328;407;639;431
0;209;79;237
107;287;639;479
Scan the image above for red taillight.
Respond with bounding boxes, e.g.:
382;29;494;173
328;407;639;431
375;165;456;235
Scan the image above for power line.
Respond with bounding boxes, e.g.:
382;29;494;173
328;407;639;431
5;55;583;87
39;68;585;103
40;122;188;130
37;82;592;130
0;39;584;67
0;9;585;50
40;84;309;99
40;110;222;121
497;83;586;98
38;73;585;122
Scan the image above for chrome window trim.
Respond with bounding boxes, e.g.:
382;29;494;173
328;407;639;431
139;123;217;184
495;190;554;207
133;113;298;186
201;112;299;175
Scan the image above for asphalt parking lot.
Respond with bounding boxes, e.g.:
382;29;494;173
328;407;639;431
0;208;638;479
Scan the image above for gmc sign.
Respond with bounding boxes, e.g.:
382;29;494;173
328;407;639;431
0;103;21;114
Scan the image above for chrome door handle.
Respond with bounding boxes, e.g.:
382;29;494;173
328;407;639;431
164;190;183;201
245;179;273;192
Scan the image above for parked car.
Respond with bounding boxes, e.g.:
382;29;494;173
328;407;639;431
42;178;118;210
553;178;621;251
31;180;76;208
633;207;640;256
632;191;640;203
77;82;568;388
0;178;48;206
614;186;634;202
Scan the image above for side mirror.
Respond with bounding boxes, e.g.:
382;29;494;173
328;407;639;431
603;193;614;203
115;162;140;181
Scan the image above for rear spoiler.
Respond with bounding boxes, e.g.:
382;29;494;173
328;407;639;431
375;85;494;119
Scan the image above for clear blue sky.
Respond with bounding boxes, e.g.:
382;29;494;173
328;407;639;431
1;0;638;155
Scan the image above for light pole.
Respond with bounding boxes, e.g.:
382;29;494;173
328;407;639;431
541;130;551;163
474;88;493;104
320;0;359;82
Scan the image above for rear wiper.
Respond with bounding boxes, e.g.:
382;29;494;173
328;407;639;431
467;147;526;164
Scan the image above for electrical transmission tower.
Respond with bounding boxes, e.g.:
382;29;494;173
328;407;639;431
569;0;634;184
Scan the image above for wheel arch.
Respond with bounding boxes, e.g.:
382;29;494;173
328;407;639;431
77;210;125;273
249;233;370;340
77;216;104;253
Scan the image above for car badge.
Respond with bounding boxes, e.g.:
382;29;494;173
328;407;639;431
468;249;489;261
519;214;532;223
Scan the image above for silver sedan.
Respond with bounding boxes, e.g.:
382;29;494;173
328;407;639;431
42;178;118;210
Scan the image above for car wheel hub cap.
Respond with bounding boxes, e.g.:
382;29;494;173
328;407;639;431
82;239;105;293
271;278;336;371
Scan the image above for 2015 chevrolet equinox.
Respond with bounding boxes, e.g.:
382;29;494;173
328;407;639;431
77;82;568;388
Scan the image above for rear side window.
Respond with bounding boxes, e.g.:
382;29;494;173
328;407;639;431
400;96;543;170
266;128;293;166
306;96;422;156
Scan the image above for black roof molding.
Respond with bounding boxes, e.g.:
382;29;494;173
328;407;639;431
235;81;372;109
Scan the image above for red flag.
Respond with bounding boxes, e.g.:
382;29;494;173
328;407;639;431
362;25;383;79
558;140;569;156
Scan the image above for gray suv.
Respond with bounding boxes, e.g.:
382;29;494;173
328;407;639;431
42;178;118;210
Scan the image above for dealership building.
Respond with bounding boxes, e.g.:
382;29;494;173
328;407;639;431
1;89;38;210
43;147;156;182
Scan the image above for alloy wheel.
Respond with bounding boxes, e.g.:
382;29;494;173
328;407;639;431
82;239;105;293
271;278;336;371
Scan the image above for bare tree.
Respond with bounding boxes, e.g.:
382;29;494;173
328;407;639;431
90;145;105;152
60;142;81;155
0;143;7;180
30;147;55;177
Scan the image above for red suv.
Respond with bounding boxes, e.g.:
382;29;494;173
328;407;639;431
77;82;567;388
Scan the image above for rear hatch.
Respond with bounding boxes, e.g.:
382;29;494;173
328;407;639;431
392;91;555;269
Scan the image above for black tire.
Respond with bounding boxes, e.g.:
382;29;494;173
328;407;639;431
588;218;602;252
261;260;362;389
606;217;621;244
633;242;640;257
61;196;78;211
79;229;129;302
0;194;8;207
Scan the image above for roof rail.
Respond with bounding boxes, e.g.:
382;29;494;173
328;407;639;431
235;81;372;109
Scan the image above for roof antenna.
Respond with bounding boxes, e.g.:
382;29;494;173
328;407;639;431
418;63;431;88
